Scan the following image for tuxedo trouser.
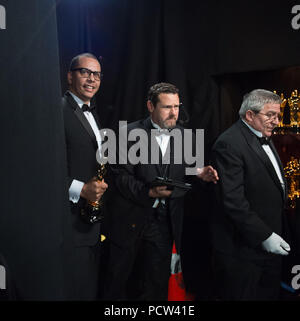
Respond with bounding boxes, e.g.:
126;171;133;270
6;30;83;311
213;251;282;300
103;212;173;300
64;240;101;300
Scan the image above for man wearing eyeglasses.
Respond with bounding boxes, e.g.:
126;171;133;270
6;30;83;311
103;82;218;300
211;89;290;300
62;53;108;300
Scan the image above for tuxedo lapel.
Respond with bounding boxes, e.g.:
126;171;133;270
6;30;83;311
163;126;183;179
142;118;164;177
269;140;287;199
269;140;285;175
64;92;98;149
91;106;101;129
239;120;284;199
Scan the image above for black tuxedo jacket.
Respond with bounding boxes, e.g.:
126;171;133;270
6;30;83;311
211;119;287;260
62;92;102;247
105;117;196;253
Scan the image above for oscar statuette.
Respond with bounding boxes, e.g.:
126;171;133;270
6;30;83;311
80;163;106;224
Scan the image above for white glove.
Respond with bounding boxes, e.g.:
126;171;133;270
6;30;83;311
262;232;290;256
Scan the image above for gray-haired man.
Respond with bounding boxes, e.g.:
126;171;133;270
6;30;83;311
211;89;290;300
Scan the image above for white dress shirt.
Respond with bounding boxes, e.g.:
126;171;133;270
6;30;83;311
151;119;170;157
150;119;171;208
68;92;102;203
242;119;285;191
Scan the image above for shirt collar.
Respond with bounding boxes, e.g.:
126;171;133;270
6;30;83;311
150;118;172;134
68;91;90;109
150;118;162;131
241;118;263;138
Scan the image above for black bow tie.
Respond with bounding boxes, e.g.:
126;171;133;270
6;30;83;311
258;136;270;145
82;104;95;112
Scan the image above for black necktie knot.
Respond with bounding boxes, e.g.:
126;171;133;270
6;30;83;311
82;104;95;112
258;136;270;145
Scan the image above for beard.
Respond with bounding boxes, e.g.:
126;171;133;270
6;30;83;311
162;117;177;129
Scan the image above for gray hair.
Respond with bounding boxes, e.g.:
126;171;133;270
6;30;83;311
239;89;281;119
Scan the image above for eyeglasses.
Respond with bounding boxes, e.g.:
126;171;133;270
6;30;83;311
257;111;282;122
71;68;103;81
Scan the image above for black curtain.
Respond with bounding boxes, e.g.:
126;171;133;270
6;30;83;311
56;0;300;147
0;0;70;300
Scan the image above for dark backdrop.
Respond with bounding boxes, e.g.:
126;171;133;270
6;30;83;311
0;0;70;300
56;0;300;142
1;0;300;299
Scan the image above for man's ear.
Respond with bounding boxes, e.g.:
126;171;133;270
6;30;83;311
245;110;254;122
67;71;72;86
147;100;154;113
